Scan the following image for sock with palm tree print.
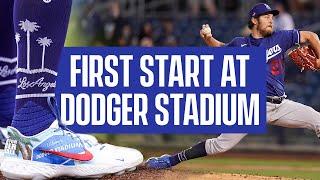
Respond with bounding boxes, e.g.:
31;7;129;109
11;0;72;136
0;0;16;127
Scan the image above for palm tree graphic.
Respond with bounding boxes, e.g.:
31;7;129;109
15;33;20;45
8;129;40;160
15;33;21;66
37;37;53;69
19;19;40;70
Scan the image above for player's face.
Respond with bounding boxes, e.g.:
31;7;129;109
256;14;274;37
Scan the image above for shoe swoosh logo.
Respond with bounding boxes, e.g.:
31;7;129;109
42;149;93;161
116;158;124;162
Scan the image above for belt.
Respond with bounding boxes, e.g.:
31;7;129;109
266;96;285;104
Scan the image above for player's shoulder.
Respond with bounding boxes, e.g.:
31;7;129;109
273;30;287;35
231;36;247;42
273;29;298;37
226;37;248;47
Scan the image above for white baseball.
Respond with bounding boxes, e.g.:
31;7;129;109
201;24;212;37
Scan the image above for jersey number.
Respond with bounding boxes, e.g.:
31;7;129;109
270;59;283;76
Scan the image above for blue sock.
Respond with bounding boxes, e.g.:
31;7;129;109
0;0;17;127
11;0;72;136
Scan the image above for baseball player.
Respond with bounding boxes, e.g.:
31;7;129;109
146;3;320;169
0;0;142;179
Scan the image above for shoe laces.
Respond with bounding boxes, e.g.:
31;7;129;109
47;97;84;143
47;97;107;150
84;139;107;150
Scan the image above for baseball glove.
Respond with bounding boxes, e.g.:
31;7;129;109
288;45;319;72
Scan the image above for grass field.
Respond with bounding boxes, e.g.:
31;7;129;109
104;153;318;180
173;156;319;180
65;12;88;47
135;146;320;180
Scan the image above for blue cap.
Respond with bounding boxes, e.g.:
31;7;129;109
248;3;279;19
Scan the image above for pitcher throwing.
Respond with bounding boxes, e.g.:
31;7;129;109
146;3;320;169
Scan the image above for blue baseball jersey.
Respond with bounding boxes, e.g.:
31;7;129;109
226;30;300;96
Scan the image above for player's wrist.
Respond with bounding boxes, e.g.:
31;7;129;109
205;34;213;41
316;59;320;69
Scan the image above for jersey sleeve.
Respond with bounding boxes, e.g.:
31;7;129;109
278;29;300;51
224;37;242;47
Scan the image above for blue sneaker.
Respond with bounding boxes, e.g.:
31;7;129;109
0;98;101;166
0;98;143;179
146;154;172;169
0;127;101;166
0;126;99;165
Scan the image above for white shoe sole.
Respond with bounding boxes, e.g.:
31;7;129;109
0;156;143;179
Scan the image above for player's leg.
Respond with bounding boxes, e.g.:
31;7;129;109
10;0;72;135
0;0;16;164
205;133;248;154
0;0;17;143
0;0;99;156
0;0;142;179
146;133;247;169
267;99;320;136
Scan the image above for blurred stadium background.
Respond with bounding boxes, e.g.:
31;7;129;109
65;0;320;153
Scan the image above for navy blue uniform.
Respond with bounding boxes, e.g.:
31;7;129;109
226;30;300;96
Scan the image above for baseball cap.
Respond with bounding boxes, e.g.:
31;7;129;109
248;3;279;19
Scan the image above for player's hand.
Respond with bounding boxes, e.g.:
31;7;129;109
200;24;212;40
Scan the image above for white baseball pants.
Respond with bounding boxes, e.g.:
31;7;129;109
205;99;320;155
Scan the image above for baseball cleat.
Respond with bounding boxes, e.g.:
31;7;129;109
0;97;143;179
145;154;172;169
0;120;143;179
79;133;98;144
127;166;137;171
115;170;125;176
0;126;99;165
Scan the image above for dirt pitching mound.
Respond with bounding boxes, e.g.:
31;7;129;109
0;167;293;180
102;167;292;180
